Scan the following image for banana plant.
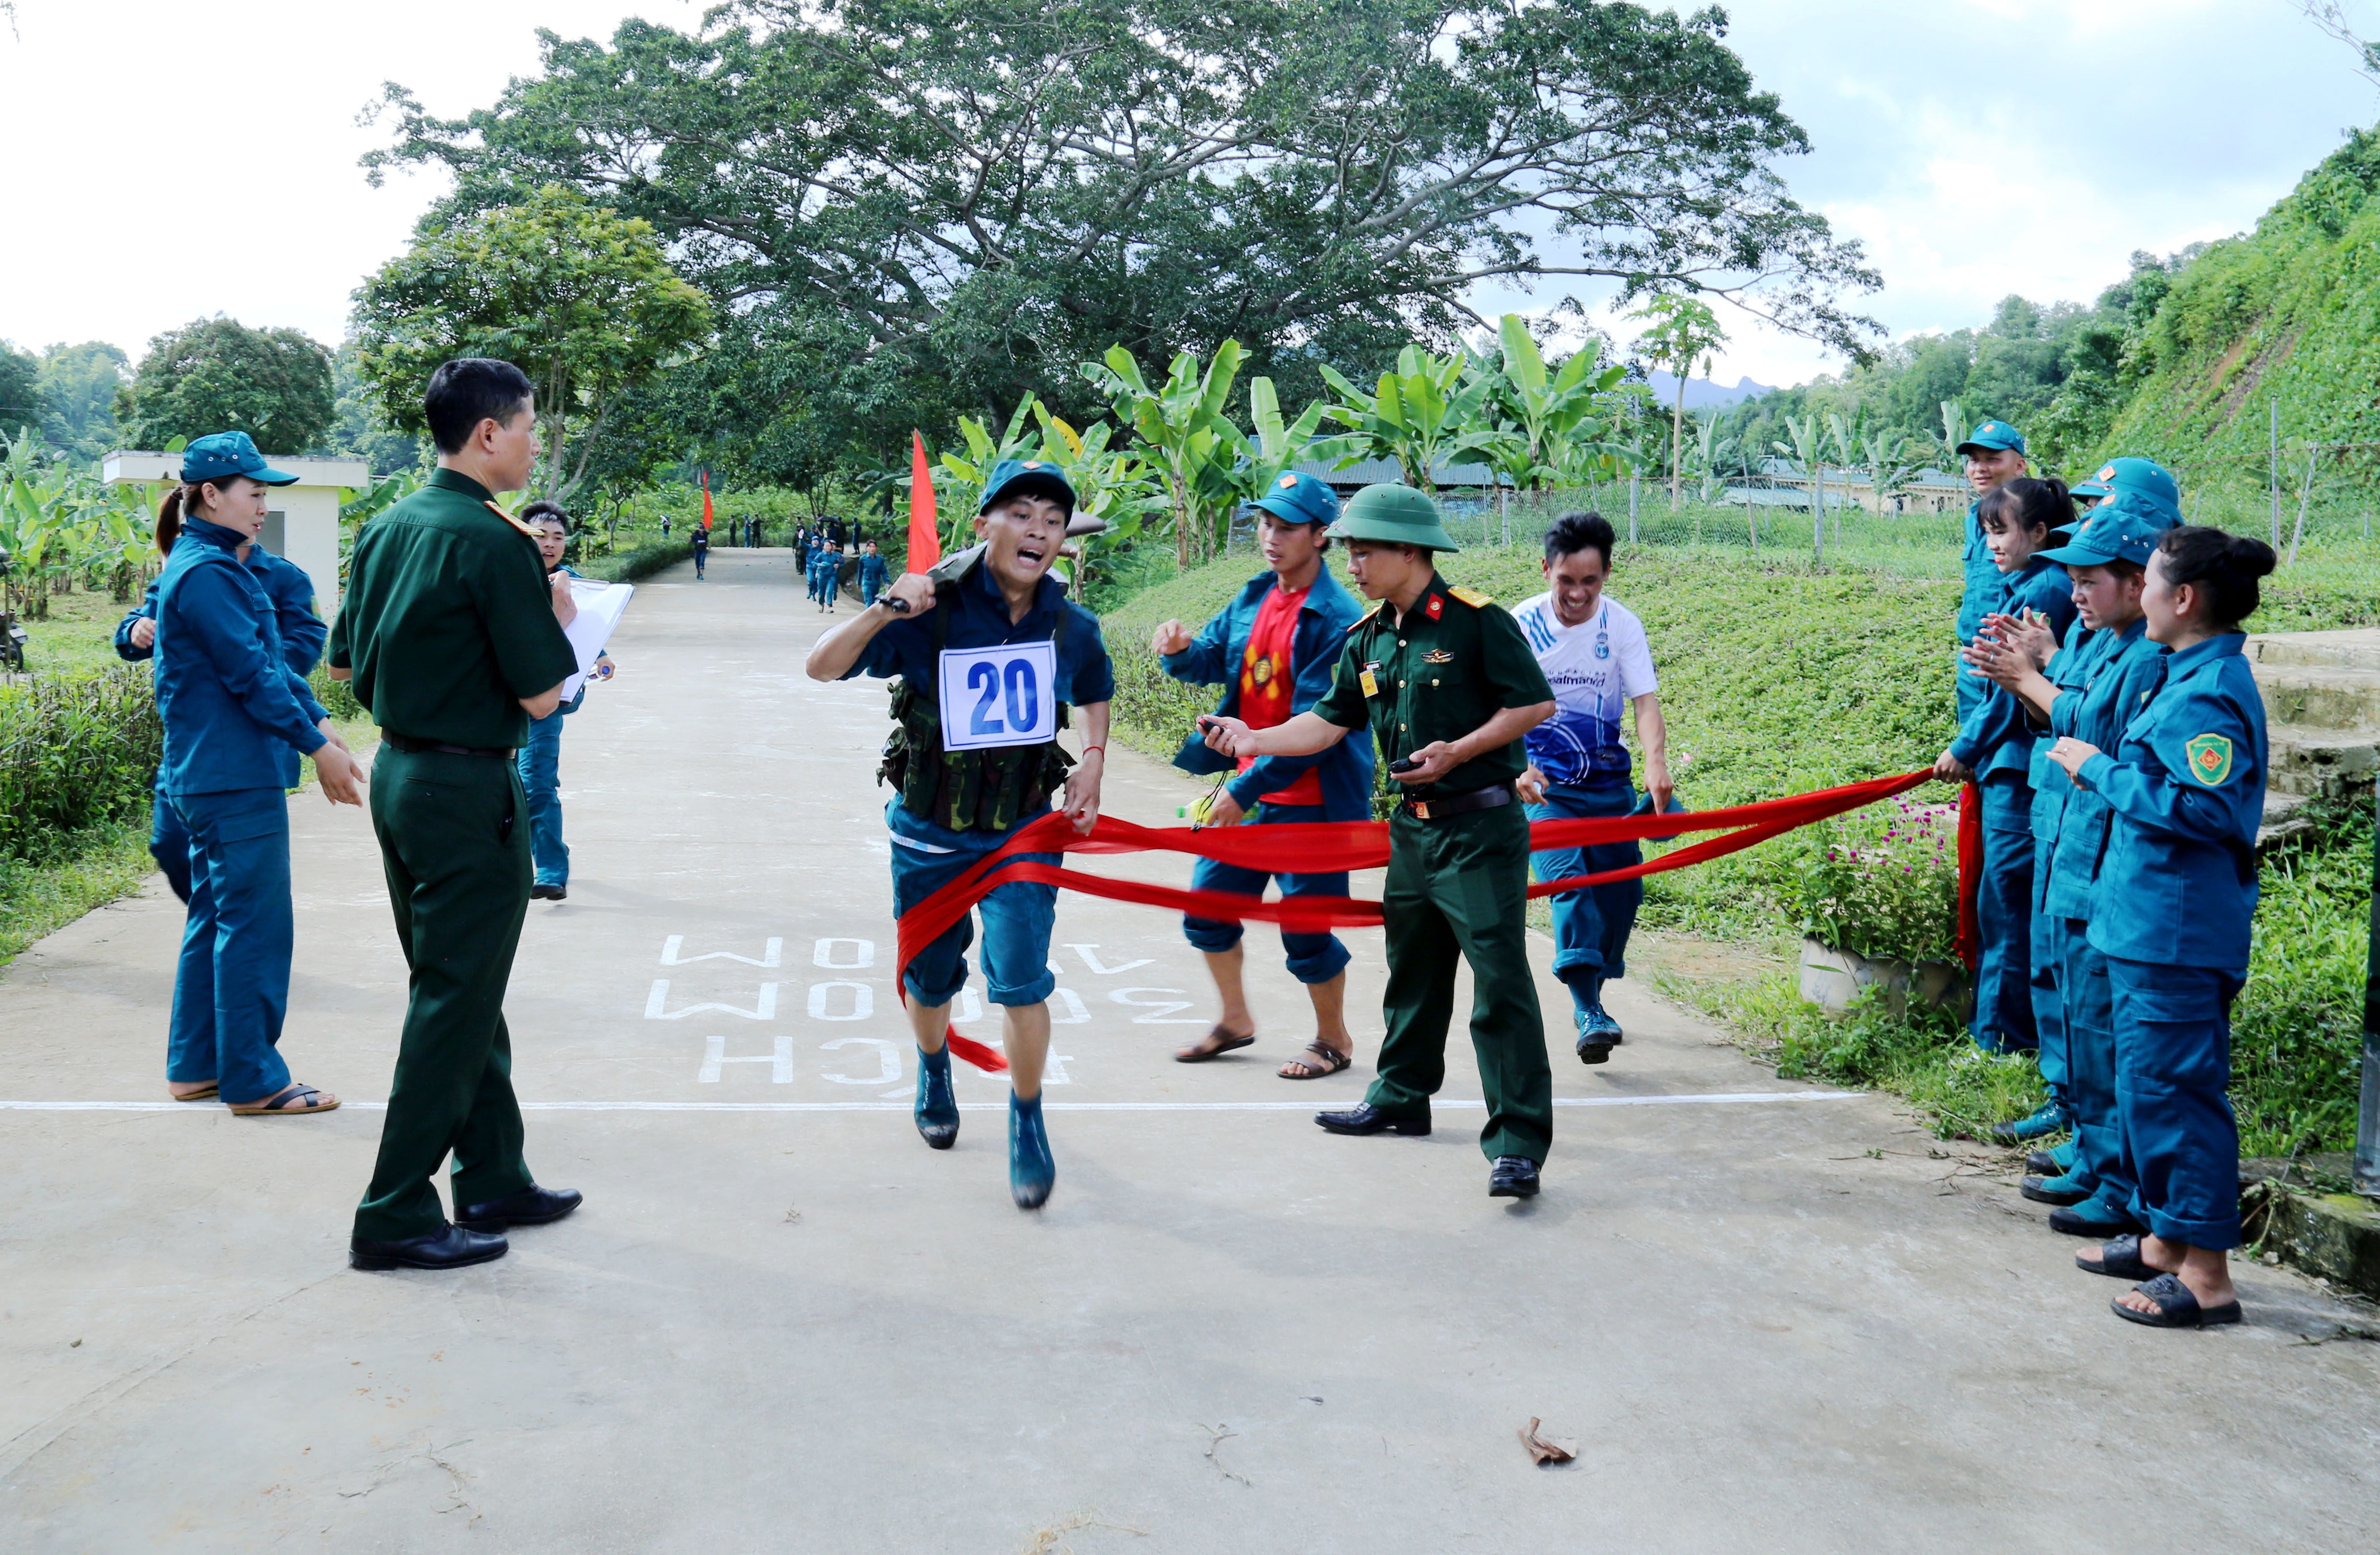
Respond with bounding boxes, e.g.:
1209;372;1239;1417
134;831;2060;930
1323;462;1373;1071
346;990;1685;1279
932;396;1048;554
1771;413;1829;564
1087;341;1244;566
1319;345;1500;493
1470;317;1634;492
1862;429;1922;517
1206;376;1365;531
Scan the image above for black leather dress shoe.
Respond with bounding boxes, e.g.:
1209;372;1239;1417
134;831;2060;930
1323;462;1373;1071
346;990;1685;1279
1488;1156;1540;1198
529;883;567;901
456;1183;583;1232
1315;1103;1430;1137
351;1223;508;1271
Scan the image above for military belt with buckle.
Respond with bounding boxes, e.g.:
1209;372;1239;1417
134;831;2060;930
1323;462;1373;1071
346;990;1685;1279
1400;782;1516;821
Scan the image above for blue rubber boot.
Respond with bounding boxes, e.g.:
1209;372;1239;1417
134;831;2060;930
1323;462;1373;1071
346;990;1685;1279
915;1044;958;1150
1009;1091;1055;1209
1987;1098;2069;1146
2019;1167;2096;1206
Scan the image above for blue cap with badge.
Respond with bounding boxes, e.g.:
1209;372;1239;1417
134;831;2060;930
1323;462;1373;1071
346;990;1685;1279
1249;468;1340;529
2039;487;2179;568
181;430;298;487
978;457;1077;517
2067;455;2178;507
1955;419;2027;458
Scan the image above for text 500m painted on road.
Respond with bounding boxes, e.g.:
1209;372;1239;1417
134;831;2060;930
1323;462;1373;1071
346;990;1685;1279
938;642;1057;751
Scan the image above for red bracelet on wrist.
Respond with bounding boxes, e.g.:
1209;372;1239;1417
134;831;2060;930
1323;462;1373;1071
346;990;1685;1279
1082;744;1104;757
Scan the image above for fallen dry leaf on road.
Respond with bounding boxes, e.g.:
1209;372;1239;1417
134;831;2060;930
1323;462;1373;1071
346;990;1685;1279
1519;1418;1576;1465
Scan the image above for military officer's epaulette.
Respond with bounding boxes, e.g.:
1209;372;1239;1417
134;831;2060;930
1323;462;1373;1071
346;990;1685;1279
483;500;542;541
1347;598;1388;632
1445;585;1495;608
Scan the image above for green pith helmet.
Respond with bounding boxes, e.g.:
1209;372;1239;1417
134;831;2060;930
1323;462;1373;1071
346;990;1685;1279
1323;482;1460;553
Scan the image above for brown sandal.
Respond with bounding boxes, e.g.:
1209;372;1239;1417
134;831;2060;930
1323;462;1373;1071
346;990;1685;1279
170;1082;219;1102
1278;1040;1352;1079
230;1083;340;1116
1175;1025;1256;1063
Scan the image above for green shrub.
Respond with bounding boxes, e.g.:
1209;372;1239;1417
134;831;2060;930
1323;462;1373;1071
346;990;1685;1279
581;540;694;584
309;661;364;724
0;666;162;862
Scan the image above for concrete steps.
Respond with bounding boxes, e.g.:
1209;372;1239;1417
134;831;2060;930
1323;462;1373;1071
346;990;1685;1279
2245;630;2380;847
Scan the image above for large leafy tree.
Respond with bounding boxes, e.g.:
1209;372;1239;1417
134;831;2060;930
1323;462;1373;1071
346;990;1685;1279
37;342;130;462
365;0;1878;468
119;317;336;455
0;342;40;439
350;184;714;504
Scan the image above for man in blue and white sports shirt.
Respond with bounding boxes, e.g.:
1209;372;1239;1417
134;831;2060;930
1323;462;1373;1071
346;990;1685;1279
1513;510;1672;1064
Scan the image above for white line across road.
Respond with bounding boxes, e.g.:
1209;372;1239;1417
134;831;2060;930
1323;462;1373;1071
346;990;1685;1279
0;1091;1860;1114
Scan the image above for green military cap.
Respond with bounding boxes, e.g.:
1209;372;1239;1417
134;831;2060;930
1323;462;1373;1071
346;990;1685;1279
1323;482;1460;552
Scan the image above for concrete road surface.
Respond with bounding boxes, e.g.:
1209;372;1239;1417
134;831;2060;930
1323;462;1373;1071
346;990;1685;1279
4;547;2375;1552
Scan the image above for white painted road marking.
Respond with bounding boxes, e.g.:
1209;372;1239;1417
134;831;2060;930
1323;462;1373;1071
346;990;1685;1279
1;1091;1862;1113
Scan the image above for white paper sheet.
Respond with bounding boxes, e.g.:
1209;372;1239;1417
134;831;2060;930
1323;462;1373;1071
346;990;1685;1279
559;578;634;701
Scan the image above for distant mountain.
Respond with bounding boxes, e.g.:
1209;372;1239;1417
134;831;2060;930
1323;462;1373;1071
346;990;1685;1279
1640;369;1773;410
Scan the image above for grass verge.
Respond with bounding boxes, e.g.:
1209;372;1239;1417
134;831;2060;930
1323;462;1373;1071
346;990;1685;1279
0;815;157;966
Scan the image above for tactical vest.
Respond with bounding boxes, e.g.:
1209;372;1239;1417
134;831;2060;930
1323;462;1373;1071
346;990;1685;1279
876;560;1075;833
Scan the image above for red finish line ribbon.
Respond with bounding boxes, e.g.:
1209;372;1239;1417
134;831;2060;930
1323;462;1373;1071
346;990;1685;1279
903;769;1934;1072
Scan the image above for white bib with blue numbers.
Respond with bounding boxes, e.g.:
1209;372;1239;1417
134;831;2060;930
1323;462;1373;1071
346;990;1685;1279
938;641;1058;751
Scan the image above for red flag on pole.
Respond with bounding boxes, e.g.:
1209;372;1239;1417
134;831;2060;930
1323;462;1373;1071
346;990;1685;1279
908;431;940;571
700;468;713;530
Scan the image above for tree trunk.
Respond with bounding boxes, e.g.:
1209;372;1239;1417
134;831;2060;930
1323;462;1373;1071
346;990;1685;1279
1173;481;1191;569
1669;376;1686;508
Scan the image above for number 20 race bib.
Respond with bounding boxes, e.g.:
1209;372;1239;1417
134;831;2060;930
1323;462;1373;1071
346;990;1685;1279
938;642;1058;752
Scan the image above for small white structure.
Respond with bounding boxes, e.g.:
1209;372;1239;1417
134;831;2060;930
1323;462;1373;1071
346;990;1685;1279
103;450;369;613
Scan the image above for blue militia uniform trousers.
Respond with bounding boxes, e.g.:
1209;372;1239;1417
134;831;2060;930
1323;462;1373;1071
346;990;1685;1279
165;786;296;1103
887;806;1061;1009
1180;801;1352;984
2028;897;2067;1103
515;706;571;887
150;773;195;903
2057;924;2137;1226
2111;958;2245;1250
1524;775;1643;1011
1970;773;2038;1052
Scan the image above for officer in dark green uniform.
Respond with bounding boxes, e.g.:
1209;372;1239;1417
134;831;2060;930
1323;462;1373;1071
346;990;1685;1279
1199;484;1558;1199
328;358;585;1272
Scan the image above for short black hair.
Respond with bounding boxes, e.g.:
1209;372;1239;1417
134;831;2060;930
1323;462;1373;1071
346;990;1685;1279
2157;525;2276;626
1544;509;1615;567
424;358;534;455
520;500;568;528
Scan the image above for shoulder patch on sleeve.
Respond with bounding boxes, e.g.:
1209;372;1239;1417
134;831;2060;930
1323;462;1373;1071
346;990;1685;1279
2183;732;2235;785
1447;585;1495;607
484;500;541;541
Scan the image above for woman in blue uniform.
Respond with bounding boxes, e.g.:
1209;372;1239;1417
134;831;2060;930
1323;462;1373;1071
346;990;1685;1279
2045;526;2275;1328
1933;477;2078;1061
117;476;331;903
515;503;614;902
151;433;369;1113
1969;489;2176;1231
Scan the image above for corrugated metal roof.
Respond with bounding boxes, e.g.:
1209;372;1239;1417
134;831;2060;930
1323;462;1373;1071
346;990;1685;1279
1294;458;1510;489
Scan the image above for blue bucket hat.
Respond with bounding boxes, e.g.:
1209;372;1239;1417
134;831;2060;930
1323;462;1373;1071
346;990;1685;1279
979;457;1077;517
2039;488;2178;568
1955;419;2027;458
1249;469;1340;530
181;430;298;487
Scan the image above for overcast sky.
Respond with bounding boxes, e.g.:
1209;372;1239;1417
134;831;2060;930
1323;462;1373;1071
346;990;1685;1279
1;0;2373;390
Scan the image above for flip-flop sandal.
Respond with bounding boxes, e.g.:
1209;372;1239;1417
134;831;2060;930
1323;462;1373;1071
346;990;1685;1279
170;1083;219;1102
2111;1271;2242;1329
1175;1026;1255;1063
1278;1040;1352;1080
2075;1233;2155;1280
230;1084;340;1116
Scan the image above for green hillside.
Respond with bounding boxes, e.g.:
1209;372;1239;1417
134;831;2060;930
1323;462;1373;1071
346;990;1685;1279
2083;128;2380;471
